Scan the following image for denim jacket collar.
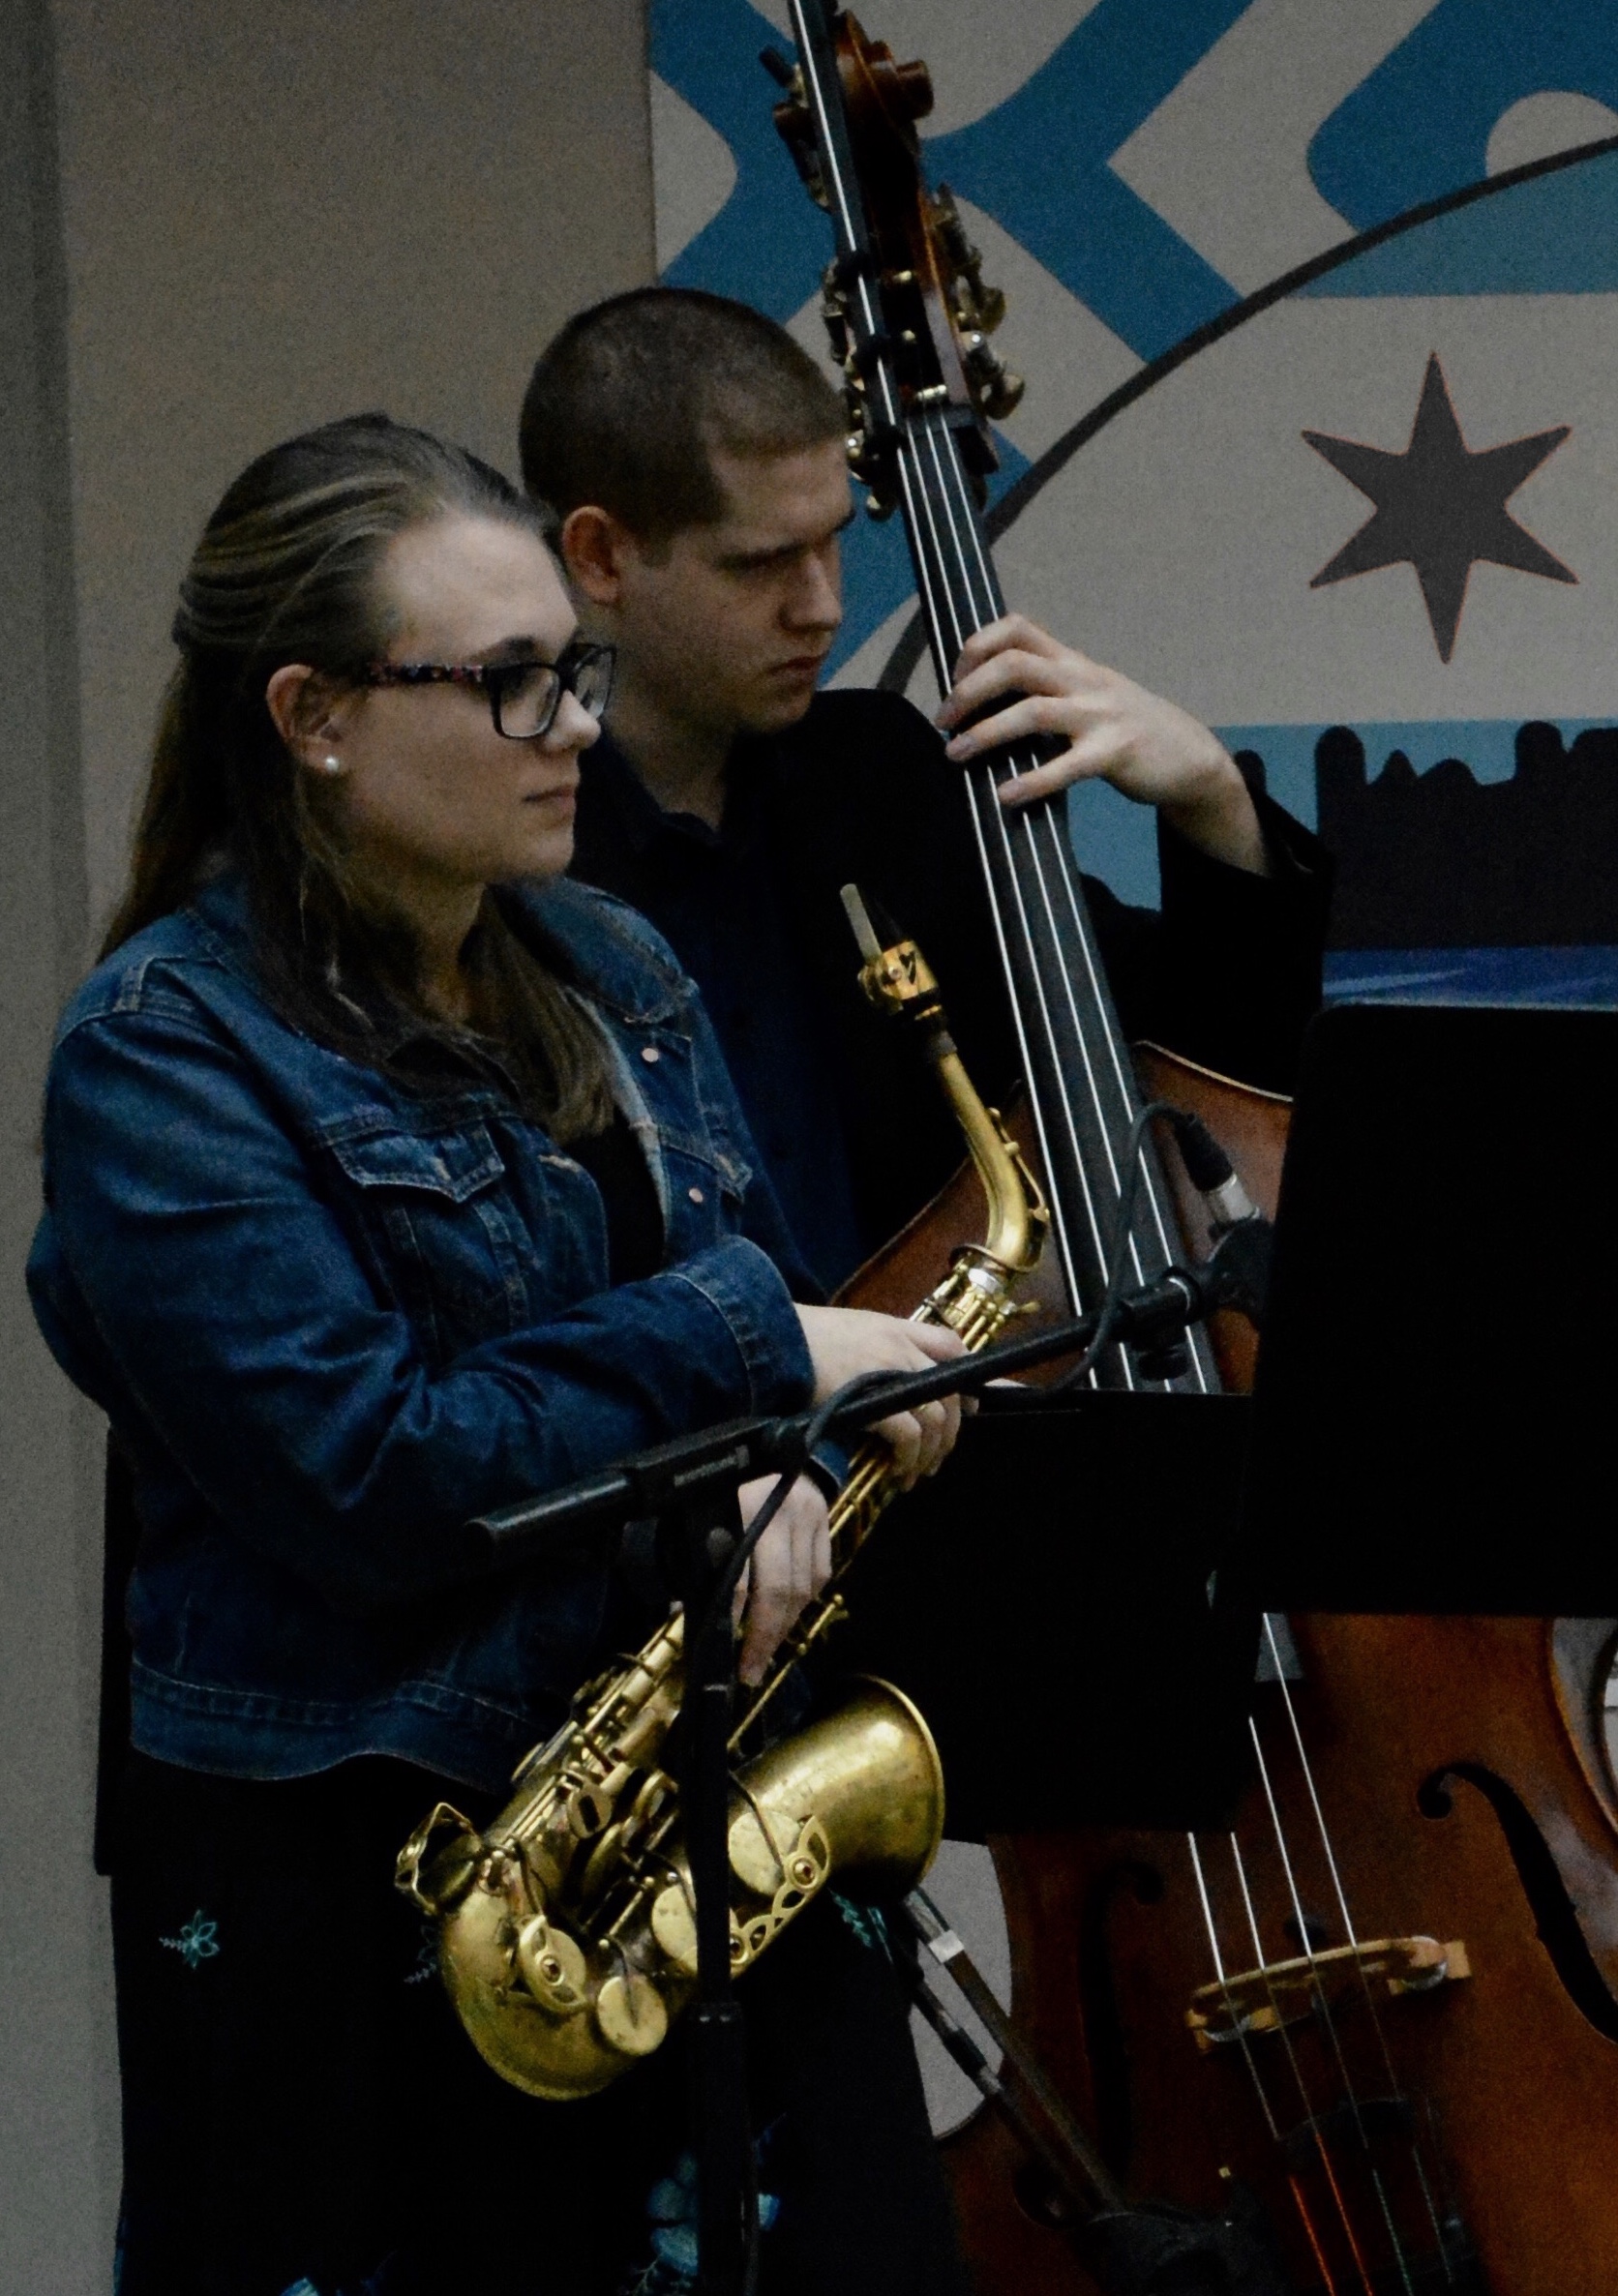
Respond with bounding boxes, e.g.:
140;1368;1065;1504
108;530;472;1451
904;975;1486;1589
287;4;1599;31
186;866;688;1034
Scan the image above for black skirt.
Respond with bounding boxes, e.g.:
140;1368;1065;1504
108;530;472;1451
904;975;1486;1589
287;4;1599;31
106;1748;970;2296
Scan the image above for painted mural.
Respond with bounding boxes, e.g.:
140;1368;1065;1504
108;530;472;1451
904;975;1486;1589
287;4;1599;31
649;0;1618;1002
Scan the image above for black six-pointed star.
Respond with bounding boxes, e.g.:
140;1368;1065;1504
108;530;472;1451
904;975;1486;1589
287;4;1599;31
1303;354;1573;662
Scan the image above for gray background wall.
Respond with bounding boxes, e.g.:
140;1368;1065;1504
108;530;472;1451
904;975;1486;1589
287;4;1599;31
0;5;654;2283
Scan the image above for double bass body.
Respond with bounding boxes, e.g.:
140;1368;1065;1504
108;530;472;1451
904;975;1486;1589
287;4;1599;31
945;1613;1618;2296
855;1047;1618;2293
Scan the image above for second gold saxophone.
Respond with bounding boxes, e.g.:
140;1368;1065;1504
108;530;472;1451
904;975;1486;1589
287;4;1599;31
397;891;1047;2099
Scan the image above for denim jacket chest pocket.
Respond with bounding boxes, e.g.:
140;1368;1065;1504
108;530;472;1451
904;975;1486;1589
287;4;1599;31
321;1113;601;1369
613;1023;754;1263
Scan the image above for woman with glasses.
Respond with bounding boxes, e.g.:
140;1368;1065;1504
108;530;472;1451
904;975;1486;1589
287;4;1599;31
29;413;970;2296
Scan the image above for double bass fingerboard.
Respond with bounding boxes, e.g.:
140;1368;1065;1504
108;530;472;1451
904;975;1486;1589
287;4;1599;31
789;0;1215;1393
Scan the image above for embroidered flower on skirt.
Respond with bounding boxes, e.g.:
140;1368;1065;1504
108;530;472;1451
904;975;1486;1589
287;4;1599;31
159;1909;221;1970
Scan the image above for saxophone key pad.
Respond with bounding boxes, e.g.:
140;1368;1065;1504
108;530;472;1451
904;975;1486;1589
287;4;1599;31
595;1970;669;2059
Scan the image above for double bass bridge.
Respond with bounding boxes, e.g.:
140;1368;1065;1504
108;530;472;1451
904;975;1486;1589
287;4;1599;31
1187;1934;1472;2053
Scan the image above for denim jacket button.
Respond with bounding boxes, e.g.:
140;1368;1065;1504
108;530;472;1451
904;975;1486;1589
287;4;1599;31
640;1045;661;1064
687;1184;704;1205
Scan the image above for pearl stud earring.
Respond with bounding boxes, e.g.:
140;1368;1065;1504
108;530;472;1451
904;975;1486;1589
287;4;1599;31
320;754;342;775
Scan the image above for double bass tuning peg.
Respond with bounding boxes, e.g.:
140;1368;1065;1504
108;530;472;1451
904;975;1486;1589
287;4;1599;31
962;332;1025;422
931;187;998;317
763;47;828;209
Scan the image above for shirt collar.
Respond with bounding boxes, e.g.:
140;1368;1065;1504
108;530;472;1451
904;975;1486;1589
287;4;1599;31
583;723;777;857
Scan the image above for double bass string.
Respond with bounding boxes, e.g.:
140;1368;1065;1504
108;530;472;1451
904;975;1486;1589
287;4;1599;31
1190;1834;1359;2296
1260;1622;1455;2273
909;406;1174;1384
1243;1723;1421;2293
905;403;1433;2273
896;420;1107;1337
1223;1824;1379;2296
919;407;1209;1381
915;414;1165;1302
878;439;1091;1312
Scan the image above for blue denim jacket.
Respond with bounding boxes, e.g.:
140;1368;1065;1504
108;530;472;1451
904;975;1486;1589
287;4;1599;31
27;871;817;1790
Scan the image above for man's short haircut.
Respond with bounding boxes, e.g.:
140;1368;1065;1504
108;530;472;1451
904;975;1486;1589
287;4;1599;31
521;287;846;542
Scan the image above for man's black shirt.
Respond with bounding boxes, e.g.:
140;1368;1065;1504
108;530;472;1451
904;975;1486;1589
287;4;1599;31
570;689;1330;1295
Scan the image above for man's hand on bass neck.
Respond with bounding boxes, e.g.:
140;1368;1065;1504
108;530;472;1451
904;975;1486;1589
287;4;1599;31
934;614;1270;879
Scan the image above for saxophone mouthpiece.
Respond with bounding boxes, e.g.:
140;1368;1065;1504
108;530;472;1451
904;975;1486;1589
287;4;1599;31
840;882;884;964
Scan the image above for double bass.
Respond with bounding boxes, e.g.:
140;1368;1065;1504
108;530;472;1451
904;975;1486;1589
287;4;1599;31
769;9;1618;2290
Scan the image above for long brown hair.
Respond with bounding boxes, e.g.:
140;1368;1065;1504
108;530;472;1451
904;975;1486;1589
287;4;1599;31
105;412;612;1141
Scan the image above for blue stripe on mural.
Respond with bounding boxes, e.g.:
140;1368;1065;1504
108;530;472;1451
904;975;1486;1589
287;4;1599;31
1309;0;1618;224
652;0;829;320
1305;0;1618;292
1301;150;1618;297
923;0;1246;359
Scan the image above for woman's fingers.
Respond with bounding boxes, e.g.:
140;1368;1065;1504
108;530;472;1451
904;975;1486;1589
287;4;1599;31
874;1390;963;1488
790;1306;967;1492
734;1474;833;1686
794;1302;965;1405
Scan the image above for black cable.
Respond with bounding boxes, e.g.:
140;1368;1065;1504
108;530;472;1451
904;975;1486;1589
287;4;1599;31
691;1369;901;1655
1047;1100;1184;1393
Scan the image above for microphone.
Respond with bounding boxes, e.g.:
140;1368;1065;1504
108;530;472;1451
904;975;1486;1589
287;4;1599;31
1167;1110;1273;1325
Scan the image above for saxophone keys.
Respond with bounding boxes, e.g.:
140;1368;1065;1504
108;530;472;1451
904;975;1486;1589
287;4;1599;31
566;1782;614;1838
595;1969;669;2059
650;1880;700;1976
514;1914;588;2016
393;1801;479;1914
727;1804;801;1897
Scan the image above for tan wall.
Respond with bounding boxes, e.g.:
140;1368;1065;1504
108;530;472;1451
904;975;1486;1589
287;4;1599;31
57;0;657;936
0;8;653;2286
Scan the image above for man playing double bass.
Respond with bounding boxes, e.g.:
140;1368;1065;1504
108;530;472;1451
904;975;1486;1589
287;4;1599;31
521;287;1329;1298
512;285;1332;2287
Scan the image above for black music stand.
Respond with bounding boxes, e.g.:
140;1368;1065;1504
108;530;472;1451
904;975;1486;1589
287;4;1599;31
1239;1001;1618;1616
834;1389;1261;1834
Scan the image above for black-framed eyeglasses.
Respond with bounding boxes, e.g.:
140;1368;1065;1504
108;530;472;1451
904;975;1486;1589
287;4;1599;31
360;640;615;740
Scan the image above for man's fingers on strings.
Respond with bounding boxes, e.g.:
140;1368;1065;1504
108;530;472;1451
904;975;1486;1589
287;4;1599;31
937;647;1074;740
947;613;1070;685
998;727;1123;806
945;691;1085;765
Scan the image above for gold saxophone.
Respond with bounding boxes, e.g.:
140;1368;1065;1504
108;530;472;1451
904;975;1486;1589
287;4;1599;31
396;891;1048;2100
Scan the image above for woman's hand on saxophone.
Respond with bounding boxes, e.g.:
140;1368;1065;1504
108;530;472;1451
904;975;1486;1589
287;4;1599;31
734;1473;833;1687
794;1304;969;1487
734;1310;968;1685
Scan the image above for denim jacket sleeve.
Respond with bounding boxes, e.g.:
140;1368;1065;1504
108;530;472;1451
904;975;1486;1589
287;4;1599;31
35;997;814;1614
